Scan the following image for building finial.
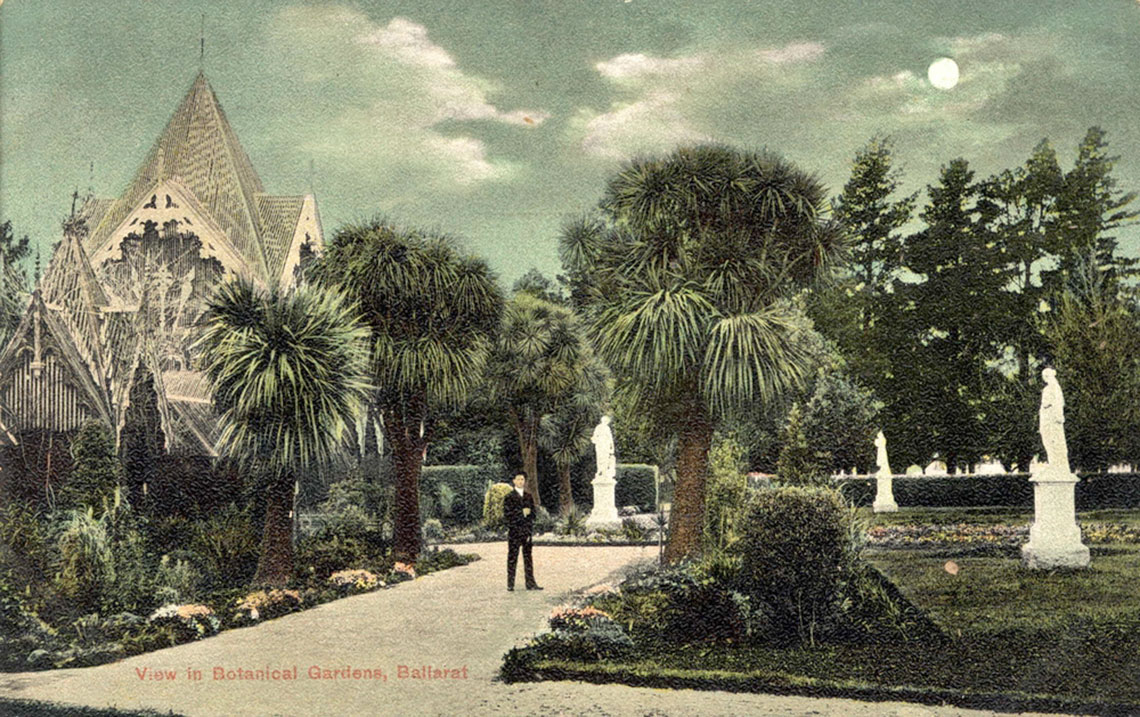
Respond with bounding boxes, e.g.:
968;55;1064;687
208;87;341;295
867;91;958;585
199;13;205;71
308;159;315;195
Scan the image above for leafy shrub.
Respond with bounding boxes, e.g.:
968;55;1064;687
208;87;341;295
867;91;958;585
703;434;748;552
416;547;476;575
483;482;514;529
591;557;767;647
421;518;445;542
55;509;115;616
0;573;59;669
423;465;504;525
59;421;123;515
327;569;382;595
556;506;588;537
506;607;633;672
534;506;556;534
143;514;195;558
232;589;303;624
295;534;374;580
153;555;201;605
437;483;458;520
0;503;53;615
148;603;221;642
189;504;258;589
312;477;386;538
732;486;855;645
620;518;648;542
615;465;657;512
776;404;831;486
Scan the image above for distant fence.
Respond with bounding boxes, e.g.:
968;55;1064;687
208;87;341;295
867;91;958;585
834;473;1140;510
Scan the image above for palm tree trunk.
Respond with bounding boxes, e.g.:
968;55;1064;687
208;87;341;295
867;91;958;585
391;432;423;565
514;411;541;506
557;461;574;517
254;474;294;586
664;403;713;564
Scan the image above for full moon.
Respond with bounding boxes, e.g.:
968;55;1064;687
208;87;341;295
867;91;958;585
927;58;960;90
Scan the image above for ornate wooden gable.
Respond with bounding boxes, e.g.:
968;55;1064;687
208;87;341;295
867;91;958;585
0;72;325;456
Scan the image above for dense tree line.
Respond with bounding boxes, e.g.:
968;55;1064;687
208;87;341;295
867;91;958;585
809;128;1140;472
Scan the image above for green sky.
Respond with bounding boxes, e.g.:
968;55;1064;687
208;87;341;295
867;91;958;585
2;0;1139;286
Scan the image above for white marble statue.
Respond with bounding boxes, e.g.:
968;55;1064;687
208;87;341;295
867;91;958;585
872;430;898;513
586;415;619;527
591;415;616;480
1022;367;1088;569
874;431;892;477
1039;367;1070;476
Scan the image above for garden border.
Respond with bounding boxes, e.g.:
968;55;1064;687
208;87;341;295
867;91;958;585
510;660;1140;717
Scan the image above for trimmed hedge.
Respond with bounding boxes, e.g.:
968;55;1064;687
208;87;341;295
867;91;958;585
420;465;505;524
615;464;658;511
837;473;1140;510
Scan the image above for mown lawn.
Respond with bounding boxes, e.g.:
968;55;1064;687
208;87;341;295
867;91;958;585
519;529;1140;714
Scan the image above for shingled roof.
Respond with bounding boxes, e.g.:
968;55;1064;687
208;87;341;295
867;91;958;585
0;72;322;455
85;72;278;281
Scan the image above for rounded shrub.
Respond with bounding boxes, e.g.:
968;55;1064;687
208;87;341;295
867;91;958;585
731;486;854;645
482;482;514;529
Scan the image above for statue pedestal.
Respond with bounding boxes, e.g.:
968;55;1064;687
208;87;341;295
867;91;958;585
1021;470;1089;569
872;473;898;513
586;473;620;530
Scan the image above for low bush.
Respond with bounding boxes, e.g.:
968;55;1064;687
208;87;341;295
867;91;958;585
295;532;389;581
556;507;588;537
232;589;303;625
502;606;633;679
54;509;115;617
483;482;514;529
592;558;767;646
189;504;258;589
422;465;503;525
534;506;556;534
327;569;382;595
153;555;202;605
421;518;445;542
147;603;221;643
615;465;657;512
732;486;854;645
416;547;477;575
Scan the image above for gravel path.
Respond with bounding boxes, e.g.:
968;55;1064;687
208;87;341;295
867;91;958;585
0;543;1074;716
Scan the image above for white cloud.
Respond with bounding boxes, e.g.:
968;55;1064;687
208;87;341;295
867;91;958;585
576;41;826;159
264;7;547;189
757;41;825;64
358;17;457;69
595;53;704;79
578;91;709;159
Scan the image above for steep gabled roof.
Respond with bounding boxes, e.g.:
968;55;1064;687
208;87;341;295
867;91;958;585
86;72;270;280
39;227;109;385
255;195;306;283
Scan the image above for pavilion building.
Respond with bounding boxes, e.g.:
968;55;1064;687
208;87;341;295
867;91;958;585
0;72;322;502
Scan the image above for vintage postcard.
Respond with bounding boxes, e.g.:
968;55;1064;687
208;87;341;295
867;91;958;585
1;1;1139;716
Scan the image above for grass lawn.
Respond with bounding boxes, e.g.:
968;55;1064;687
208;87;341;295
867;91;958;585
861;506;1140;528
515;516;1140;714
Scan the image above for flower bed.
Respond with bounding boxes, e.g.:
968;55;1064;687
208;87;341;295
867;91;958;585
5;548;478;671
866;522;1140;549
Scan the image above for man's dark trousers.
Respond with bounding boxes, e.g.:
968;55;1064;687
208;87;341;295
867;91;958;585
504;489;538;589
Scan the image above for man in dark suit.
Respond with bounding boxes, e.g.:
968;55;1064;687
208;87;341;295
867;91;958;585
503;472;542;591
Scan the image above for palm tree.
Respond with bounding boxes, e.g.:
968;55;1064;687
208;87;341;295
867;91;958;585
539;352;610;517
561;145;846;563
196;280;370;585
310;219;503;564
486;292;601;505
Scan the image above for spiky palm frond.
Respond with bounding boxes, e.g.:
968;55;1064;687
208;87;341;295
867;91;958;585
195;280;371;477
701;305;813;417
315;219;504;413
